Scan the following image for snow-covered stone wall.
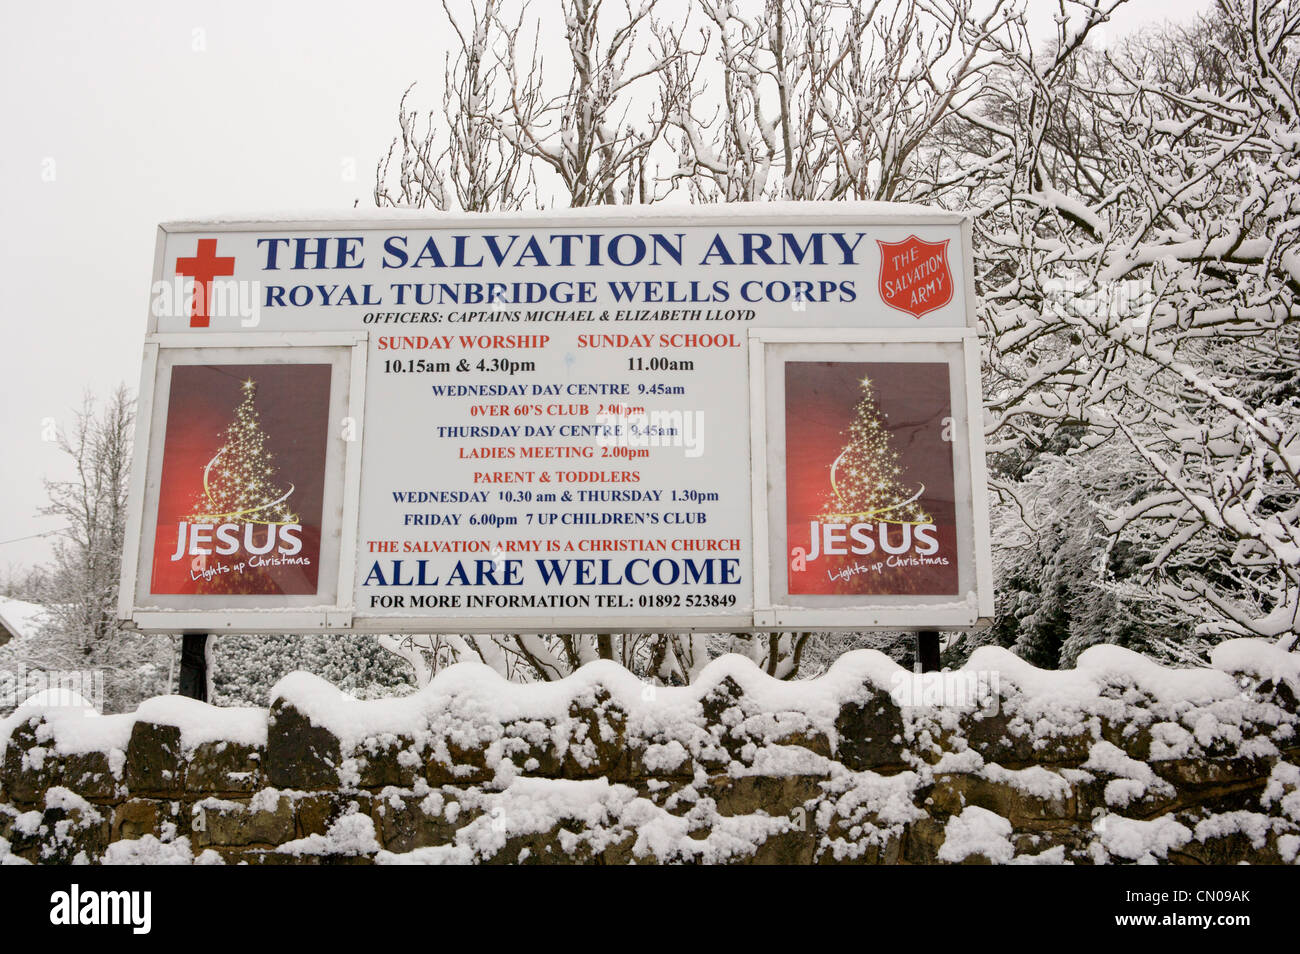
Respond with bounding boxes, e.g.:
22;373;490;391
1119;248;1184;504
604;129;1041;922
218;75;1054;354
2;642;1298;865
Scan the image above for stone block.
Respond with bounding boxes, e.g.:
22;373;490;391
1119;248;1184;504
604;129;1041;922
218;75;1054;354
372;791;458;853
834;690;905;770
266;699;341;790
124;721;184;795
192;791;294;848
187;740;264;794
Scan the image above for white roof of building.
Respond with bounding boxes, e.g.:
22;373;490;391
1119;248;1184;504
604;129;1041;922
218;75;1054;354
0;596;47;642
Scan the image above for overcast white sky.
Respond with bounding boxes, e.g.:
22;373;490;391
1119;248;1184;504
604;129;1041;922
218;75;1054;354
0;0;1212;574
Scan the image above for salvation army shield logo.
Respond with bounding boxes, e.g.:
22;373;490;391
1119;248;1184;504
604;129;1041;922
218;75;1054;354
877;236;953;318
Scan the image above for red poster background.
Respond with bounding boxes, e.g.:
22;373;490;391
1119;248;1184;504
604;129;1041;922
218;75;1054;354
784;361;958;596
150;364;331;596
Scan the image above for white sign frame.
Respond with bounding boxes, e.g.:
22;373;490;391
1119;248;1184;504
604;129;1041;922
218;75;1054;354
747;328;994;629
118;206;993;634
117;333;368;633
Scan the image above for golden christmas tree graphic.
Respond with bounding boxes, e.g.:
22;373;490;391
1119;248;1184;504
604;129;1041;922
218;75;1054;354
191;378;298;526
821;373;930;525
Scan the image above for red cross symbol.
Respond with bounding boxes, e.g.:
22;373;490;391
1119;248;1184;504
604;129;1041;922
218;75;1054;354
175;238;235;328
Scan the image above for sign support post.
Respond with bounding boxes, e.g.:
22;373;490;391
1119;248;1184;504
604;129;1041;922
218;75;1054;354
178;634;210;702
916;630;941;673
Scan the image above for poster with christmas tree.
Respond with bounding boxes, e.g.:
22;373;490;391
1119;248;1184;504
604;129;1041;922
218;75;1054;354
784;361;957;596
149;363;332;596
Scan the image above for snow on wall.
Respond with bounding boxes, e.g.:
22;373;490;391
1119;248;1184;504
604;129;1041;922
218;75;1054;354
1;640;1297;865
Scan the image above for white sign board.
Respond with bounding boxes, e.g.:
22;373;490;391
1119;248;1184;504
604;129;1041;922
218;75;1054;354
118;204;993;634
